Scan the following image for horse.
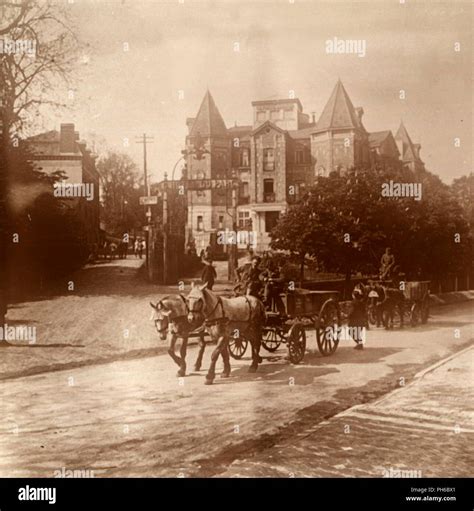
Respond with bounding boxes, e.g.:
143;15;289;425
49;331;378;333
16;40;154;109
150;295;208;376
186;283;266;385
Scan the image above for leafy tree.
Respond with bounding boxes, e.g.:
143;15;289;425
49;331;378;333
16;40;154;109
97;152;145;237
3;143;90;297
271;166;471;288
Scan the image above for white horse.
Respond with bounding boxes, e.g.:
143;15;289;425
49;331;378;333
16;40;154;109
186;283;265;385
150;295;208;376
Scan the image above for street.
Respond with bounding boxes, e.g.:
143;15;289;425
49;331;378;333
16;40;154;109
1;260;472;477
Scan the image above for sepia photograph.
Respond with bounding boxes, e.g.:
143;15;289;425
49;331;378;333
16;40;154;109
0;0;472;506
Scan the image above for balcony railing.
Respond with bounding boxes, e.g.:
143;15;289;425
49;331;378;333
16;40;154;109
263;192;276;203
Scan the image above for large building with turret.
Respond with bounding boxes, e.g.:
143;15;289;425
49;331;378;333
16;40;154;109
183;81;425;253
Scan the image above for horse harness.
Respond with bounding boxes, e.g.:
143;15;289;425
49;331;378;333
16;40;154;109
190;294;255;327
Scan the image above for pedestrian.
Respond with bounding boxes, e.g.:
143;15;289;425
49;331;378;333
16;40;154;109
140;239;146;259
348;288;366;350
134;239;139;258
201;258;217;290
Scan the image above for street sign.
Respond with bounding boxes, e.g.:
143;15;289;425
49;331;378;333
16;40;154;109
139;196;159;205
161;179;239;191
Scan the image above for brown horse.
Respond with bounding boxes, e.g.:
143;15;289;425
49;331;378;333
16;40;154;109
186;283;265;385
150;295;208;376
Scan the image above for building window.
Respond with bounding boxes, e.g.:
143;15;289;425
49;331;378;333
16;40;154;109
197;215;204;231
238;211;251;229
263;179;275;202
284;109;293;120
240;149;249;167
218;215;224;229
263;148;274;171
257;111;266;122
295;150;305;164
241;182;249;197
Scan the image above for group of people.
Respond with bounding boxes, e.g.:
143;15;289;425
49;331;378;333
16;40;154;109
235;254;287;315
133;238;146;259
198;248;286;315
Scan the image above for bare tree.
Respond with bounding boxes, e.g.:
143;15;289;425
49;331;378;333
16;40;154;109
0;0;80;145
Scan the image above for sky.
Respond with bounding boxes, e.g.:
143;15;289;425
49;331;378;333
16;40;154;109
40;0;472;184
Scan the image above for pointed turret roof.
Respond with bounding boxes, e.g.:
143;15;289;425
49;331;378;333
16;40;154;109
395;121;417;161
316;80;361;132
189;90;227;137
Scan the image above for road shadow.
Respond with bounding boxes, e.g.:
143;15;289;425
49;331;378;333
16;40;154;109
221;346;400;386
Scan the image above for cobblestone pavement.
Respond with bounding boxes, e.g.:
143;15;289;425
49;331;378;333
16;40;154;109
1;259;473;477
1;258;235;379
221;347;474;477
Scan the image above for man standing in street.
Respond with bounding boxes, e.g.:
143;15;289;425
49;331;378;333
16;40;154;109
201;258;217;290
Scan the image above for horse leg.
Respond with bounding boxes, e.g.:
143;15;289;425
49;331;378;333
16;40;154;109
248;327;262;373
205;333;225;385
177;335;188;377
167;332;183;374
220;339;231;378
194;333;206;371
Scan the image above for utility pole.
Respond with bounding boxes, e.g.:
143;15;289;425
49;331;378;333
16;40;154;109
135;134;154;278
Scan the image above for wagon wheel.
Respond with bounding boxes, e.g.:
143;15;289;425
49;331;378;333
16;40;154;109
228;335;248;359
262;328;283;353
316;299;341;356
421;293;430;324
410;302;420;327
287;323;306;364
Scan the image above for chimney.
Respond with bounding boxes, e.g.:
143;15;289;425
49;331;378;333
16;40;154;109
60;123;76;153
311;112;316;124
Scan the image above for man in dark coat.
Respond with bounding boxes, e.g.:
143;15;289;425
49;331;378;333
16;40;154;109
201;258;217;290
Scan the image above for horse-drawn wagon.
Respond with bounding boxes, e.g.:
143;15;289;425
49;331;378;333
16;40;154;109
378;279;430;328
229;288;342;363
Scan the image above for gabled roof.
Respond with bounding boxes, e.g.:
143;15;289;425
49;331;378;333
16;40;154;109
368;130;392;148
189;90;227;137
316;80;361;132
251;120;287;136
395;121;417;161
288;125;317;139
228;125;252;136
27;130;59;143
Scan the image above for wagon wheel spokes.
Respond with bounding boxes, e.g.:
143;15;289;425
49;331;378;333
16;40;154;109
287;323;306;364
228;335;249;360
316;299;340;356
262;328;282;353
